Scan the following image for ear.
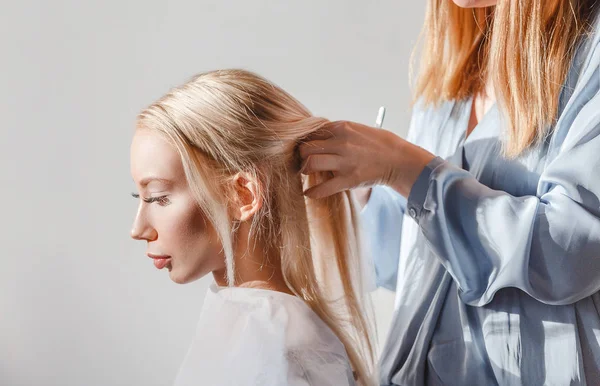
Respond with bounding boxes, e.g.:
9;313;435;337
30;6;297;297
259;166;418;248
231;172;263;222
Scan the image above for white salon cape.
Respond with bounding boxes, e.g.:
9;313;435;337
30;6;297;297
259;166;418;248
360;8;600;386
172;284;356;386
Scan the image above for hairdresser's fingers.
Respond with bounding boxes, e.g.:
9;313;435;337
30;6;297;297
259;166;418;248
303;177;351;199
298;139;344;159
300;154;344;175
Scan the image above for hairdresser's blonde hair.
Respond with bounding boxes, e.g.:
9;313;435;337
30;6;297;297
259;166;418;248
413;0;598;158
136;69;376;385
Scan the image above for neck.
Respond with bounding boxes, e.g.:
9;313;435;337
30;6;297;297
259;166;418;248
212;221;294;296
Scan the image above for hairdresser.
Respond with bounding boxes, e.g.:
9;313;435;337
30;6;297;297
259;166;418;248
298;0;600;384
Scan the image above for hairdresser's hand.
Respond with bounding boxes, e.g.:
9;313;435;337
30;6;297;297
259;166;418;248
298;120;436;199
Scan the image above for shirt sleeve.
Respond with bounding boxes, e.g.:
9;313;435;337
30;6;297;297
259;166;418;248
360;185;407;291
407;89;600;307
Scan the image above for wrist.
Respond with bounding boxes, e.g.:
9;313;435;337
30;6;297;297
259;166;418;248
387;139;436;197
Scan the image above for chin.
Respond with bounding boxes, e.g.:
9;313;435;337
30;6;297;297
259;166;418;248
168;270;195;284
452;0;497;7
168;272;188;284
168;265;205;285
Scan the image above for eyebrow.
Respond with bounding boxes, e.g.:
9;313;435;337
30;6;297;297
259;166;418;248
136;177;174;188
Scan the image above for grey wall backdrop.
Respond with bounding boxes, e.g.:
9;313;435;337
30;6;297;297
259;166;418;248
0;1;425;385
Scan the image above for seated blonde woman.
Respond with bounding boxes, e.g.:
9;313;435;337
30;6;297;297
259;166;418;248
130;69;376;386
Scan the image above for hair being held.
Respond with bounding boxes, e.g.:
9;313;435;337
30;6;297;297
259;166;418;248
136;69;376;385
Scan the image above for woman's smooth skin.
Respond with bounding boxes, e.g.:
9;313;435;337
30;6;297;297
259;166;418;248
130;129;291;293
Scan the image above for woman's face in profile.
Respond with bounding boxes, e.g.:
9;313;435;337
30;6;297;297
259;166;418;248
130;129;225;284
451;0;497;7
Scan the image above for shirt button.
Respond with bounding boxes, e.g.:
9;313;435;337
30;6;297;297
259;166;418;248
409;208;417;218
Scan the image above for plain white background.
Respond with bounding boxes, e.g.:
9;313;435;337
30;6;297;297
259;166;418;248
0;1;424;385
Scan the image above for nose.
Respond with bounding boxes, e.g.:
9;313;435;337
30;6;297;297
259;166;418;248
130;212;157;241
130;225;157;241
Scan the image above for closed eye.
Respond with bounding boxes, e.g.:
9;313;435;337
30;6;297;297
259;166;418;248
131;193;170;205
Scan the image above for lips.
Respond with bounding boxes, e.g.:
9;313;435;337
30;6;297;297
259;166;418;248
153;258;171;269
147;253;171;259
147;253;172;270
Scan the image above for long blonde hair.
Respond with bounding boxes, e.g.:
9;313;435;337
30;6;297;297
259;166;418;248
136;69;376;385
413;0;598;157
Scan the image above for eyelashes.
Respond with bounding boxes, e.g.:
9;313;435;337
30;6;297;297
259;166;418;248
131;193;171;206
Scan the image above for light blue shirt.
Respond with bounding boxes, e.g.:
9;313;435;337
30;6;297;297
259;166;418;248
361;12;600;386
